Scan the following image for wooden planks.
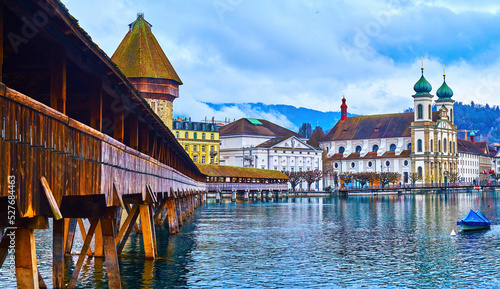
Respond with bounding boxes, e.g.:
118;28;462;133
15;228;39;289
50;45;67;114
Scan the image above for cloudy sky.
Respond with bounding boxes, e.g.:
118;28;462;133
62;0;500;127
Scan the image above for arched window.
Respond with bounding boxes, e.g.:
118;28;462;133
389;144;396;151
202;133;206;140
176;131;179;138
334;163;338;168
407;143;412;151
193;132;197;139
450;141;452;154
372;145;379;152
438;140;441;152
450;109;453;123
418;166;423;177
443;139;447;153
355;145;362;153
184;132;188;139
428;104;432;119
339;146;345;154
417;104;423;119
417;139;422;152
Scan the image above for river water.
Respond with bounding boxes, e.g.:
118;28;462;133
2;191;500;288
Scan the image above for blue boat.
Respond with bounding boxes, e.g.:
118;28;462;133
457;209;491;231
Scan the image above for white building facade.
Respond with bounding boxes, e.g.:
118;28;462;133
219;118;323;190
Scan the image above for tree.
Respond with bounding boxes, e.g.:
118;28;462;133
332;171;339;187
284;171;305;192
298;123;312;138
304;169;323;191
449;171;460;184
379;172;400;187
352;172;376;187
307;126;326;147
409;172;421;184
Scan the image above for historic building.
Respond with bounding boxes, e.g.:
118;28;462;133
112;13;182;129
320;66;459;185
219;118;323;190
173;119;220;164
457;133;498;183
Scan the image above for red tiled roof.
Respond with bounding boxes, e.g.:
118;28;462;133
196;164;288;180
256;136;292;148
219;118;303;137
323;112;439;141
457;139;482;155
328;150;411;161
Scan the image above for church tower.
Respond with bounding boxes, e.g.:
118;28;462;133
436;66;455;124
410;61;434;183
112;13;182;129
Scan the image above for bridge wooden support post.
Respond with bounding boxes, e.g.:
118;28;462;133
244;190;249;201
15;228;39;289
216;191;221;203
166;198;179;234
139;204;156;259
94;220;104;257
65;218;77;255
101;218;122;288
53;219;65;289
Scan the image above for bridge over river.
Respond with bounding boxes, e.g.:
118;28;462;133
0;1;288;288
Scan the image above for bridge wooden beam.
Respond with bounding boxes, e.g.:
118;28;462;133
166;197;179;234
50;45;67;114
129;114;139;150
90;79;103;131
68;218;98;289
114;109;124;143
64;218;77;255
77;218;93;256
117;204;140;255
139;204;155;259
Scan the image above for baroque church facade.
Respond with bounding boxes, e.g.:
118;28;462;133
320;66;458;185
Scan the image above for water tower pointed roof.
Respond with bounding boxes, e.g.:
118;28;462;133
111;13;182;84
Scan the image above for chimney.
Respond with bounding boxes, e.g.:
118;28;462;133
340;96;348;121
470;131;475;143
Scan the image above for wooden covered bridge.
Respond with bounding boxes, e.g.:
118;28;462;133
0;1;287;288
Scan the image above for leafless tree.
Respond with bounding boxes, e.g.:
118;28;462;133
285;171;305;192
304;169;323;191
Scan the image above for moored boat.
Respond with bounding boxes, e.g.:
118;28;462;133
457;209;491;231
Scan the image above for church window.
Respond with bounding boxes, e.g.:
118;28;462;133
372;145;379;152
417;139;422;152
368;161;373;167
450;109;453;122
389;144;396;151
351;162;355;168
428;104;432;119
430;140;433;152
385;160;390;167
176;131;179;138
334;163;339;168
407;143;411;151
417;104;423;119
194;132;197;139
450;141;452;153
404;160;409;166
355;145;362;153
418;166;423;178
443;138;447;152
438;140;441;152
339;146;345;154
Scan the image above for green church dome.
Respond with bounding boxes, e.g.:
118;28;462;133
413;69;432;95
436;76;453;100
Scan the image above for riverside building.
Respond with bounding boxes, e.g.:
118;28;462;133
320;65;459;185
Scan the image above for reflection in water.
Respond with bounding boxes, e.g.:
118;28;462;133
1;192;500;288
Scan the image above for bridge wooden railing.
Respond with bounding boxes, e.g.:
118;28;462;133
0;83;205;219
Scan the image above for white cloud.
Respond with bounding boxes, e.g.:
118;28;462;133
61;0;500;123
